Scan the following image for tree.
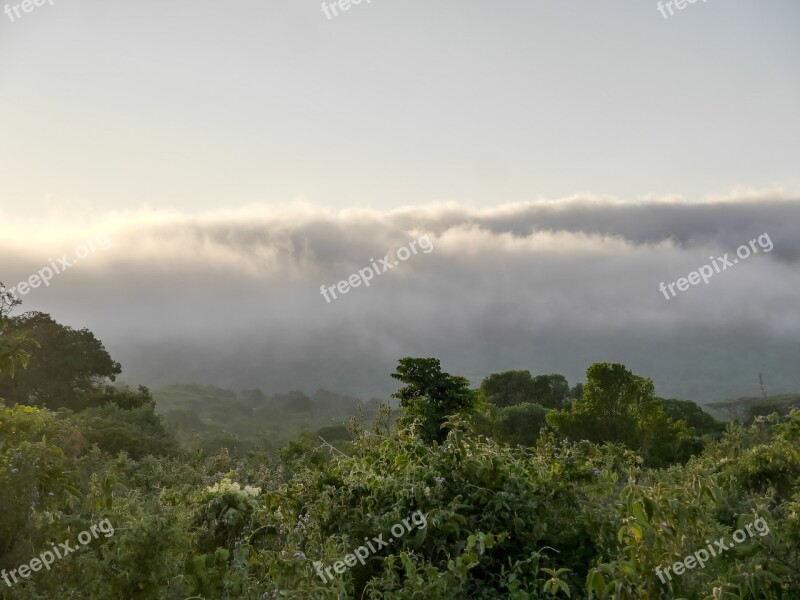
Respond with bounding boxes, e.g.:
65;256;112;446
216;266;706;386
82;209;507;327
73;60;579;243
0;312;121;410
0;334;31;384
479;371;570;409
547;363;692;466
0;281;22;324
479;370;536;408
530;374;570;409
0;282;32;384
86;384;155;411
280;391;315;413
547;363;639;445
71;402;178;459
660;398;725;437
392;357;477;443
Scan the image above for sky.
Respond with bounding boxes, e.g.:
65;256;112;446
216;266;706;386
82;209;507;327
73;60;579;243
1;0;799;402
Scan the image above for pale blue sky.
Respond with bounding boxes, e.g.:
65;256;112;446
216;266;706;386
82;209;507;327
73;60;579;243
1;0;798;217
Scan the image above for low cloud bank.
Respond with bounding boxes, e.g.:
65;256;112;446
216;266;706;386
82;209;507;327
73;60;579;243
2;192;798;402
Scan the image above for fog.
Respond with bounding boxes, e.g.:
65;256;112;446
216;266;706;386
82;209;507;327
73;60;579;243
2;191;798;402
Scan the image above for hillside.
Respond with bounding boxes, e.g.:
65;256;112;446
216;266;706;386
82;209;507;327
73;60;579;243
704;393;800;421
152;384;384;454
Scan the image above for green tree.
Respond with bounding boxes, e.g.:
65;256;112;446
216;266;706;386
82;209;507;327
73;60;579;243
661;398;725;437
0;335;30;384
547;363;692;466
479;370;536;408
530;374;570;409
479;370;570;409
0;282;32;384
392;357;477;443
0;281;21;324
0;312;121;410
70;402;178;459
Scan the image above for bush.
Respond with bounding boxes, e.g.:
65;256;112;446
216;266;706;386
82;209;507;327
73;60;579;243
70;403;178;459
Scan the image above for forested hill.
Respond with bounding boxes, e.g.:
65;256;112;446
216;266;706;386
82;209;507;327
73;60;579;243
152;384;382;454
705;393;800;421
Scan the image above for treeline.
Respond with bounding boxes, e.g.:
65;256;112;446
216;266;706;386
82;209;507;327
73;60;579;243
396;358;725;467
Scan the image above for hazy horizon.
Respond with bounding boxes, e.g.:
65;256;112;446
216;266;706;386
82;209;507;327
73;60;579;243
2;190;799;403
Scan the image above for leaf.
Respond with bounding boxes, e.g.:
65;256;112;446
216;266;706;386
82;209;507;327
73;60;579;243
632;500;649;525
617;526;627;543
630;523;643;543
586;570;606;599
413;526;427;546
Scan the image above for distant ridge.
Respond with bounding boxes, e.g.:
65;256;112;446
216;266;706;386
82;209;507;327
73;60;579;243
705;393;800;421
151;384;384;454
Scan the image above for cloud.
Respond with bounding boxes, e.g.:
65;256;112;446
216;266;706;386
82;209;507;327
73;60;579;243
2;191;799;402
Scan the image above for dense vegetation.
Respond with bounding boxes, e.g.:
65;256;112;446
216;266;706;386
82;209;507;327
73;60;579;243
153;384;381;455
1;290;798;599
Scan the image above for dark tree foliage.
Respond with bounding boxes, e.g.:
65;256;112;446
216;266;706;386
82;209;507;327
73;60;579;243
495;402;550;446
0;312;121;410
280;391;315;413
530;374;570;409
71;402;178;459
660;398;725;437
316;424;352;442
479;370;570;409
392;357;477;443
547;363;693;467
94;384;155;410
746;401;794;423
479;370;536;408
0;282;32;383
0;281;22;324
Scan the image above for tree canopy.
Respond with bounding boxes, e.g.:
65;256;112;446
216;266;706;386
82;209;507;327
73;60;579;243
479;370;570;409
0;311;121;410
391;357;477;443
546;363;693;466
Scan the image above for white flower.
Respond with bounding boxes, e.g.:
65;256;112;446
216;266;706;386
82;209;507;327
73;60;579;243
244;485;261;497
207;477;243;494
